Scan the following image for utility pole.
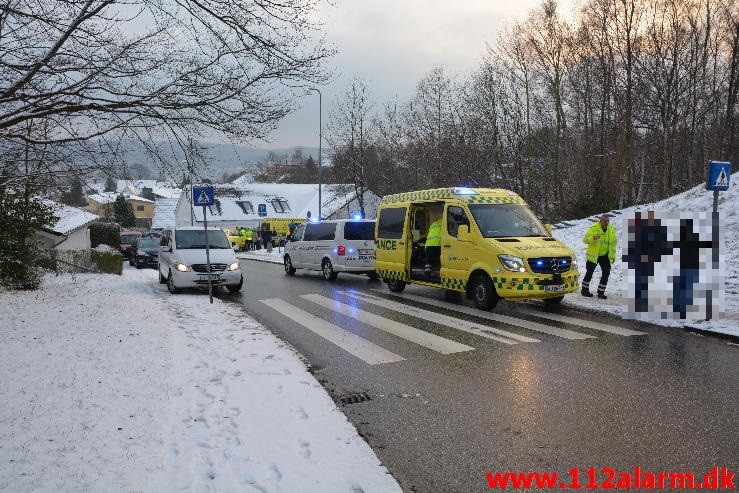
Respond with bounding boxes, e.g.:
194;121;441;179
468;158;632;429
309;88;322;219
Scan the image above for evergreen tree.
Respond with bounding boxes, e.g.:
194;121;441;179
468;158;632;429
104;176;116;193
0;185;56;290
113;195;136;228
62;178;87;207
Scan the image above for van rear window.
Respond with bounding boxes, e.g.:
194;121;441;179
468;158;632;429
343;222;375;241
378;207;406;239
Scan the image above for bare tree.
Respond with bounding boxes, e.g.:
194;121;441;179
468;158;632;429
326;76;374;217
0;0;333;189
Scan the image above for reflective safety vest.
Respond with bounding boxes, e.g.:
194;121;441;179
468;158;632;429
583;222;617;263
426;218;442;247
244;229;253;241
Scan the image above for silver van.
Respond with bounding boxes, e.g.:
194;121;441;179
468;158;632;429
283;219;377;281
158;226;243;293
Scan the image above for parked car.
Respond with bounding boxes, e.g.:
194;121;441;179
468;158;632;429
283;219;378;281
129;236;161;269
120;230;142;259
158;227;243;294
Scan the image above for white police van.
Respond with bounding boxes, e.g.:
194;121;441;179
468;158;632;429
283;219;377;281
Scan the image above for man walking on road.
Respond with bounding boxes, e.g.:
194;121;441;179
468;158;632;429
582;214;617;299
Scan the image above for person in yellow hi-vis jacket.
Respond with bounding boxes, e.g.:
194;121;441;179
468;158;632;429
424;207;443;277
582;214;617;299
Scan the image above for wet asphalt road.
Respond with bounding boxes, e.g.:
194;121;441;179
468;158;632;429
220;259;739;493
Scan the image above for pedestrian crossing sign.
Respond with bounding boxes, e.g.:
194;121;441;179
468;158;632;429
706;161;731;191
192;186;215;206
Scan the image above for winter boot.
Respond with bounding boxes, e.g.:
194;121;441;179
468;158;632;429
597;292;607;299
581;289;593;297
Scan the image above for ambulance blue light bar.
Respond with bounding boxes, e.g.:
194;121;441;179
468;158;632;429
453;187;478;196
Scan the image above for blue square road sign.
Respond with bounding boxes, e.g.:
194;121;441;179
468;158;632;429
706;161;731;191
258;204;267;217
193;186;215;206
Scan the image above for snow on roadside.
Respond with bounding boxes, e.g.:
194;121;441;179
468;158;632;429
0;266;401;493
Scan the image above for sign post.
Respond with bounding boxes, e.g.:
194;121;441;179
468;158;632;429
193;186;215;304
705;161;731;320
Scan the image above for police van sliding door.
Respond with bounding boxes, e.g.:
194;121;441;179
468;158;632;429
376;206;408;279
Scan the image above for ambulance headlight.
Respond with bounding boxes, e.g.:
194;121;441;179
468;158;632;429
499;254;526;273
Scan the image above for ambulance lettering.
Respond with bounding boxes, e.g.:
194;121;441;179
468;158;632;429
377;239;397;251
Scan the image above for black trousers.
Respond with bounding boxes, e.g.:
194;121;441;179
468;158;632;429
425;246;441;268
582;255;611;294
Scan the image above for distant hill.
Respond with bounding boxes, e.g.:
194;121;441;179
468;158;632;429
118;141;322;180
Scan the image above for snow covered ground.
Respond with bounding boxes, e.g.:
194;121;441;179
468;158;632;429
0;267;401;493
0;179;735;493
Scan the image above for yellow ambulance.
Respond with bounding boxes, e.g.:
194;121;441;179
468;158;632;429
374;187;579;310
259;217;306;244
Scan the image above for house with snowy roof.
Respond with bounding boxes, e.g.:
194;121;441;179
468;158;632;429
173;183;381;229
87;192;155;228
34;201;100;250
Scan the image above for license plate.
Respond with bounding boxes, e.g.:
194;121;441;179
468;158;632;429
199;274;221;281
544;284;564;292
358;249;374;255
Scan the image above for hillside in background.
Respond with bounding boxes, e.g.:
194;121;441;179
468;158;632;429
117;141;321;181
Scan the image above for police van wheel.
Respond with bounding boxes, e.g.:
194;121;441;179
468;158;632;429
543;296;564;306
284;255;296;275
470;274;498;311
322;259;338;281
386;279;406;293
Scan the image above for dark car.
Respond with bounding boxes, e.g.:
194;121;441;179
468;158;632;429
120;231;143;259
129;236;160;268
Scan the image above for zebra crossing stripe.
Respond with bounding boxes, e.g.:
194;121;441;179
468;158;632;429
515;306;646;336
300;294;475;355
370;290;595;341
259;298;405;365
339;292;537;345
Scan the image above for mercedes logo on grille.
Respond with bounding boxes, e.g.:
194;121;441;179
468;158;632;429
550;258;561;272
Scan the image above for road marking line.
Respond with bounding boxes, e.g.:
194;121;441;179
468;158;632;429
339;292;535;345
515;306;646;336
301;294;475;354
259;298;405;365
369;289;595;340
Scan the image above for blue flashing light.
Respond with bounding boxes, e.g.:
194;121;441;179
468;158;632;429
348;248;355;254
352;213;363;220
309;217;319;223
453;187;477;196
535;260;545;266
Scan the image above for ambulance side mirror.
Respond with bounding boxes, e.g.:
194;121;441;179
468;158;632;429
457;225;471;242
545;224;552;235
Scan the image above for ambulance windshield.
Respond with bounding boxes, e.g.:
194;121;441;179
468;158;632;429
468;204;549;238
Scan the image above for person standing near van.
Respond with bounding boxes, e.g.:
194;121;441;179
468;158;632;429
263;227;273;253
424;207;443;277
582;214;617;299
244;228;253;251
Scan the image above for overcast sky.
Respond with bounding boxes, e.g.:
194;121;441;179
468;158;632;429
255;0;578;150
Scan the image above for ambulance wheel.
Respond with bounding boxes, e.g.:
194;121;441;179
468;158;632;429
470;273;498;311
284;255;296;275
386;279;406;293
543;296;564;306
322;259;338;281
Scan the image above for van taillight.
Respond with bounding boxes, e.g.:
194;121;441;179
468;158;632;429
337;246;346;256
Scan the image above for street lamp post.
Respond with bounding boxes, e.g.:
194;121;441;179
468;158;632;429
308;88;322;220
